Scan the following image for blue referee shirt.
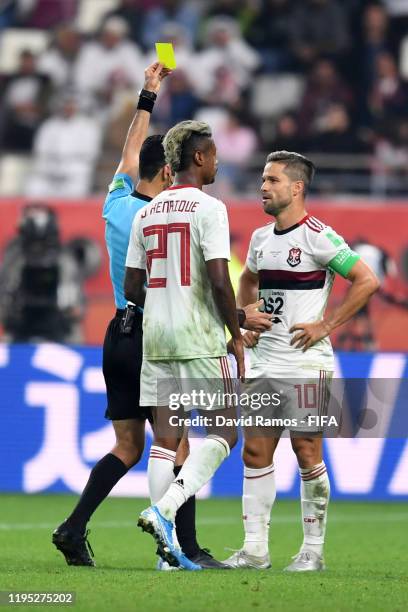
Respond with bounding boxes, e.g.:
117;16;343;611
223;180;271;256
102;173;151;309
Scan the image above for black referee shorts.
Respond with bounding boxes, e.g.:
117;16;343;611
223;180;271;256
103;308;152;423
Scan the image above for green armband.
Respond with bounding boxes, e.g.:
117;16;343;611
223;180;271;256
328;248;360;278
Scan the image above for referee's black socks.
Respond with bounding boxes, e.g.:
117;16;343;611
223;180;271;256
65;453;128;533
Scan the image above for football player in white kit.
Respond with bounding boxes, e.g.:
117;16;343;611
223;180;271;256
125;120;246;570
223;151;379;572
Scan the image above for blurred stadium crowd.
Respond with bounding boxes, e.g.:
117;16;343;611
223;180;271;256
1;0;408;196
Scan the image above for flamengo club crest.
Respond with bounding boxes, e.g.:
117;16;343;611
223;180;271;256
287;247;302;267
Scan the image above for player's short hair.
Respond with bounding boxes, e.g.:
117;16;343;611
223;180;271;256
163;120;213;173
266;150;315;194
139;135;166;181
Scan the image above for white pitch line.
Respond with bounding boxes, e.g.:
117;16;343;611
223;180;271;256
0;513;408;531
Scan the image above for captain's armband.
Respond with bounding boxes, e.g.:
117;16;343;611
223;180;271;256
328;248;361;278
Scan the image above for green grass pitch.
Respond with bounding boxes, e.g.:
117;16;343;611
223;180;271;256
0;494;407;611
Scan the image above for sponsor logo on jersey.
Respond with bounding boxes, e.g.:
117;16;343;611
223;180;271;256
287;247;302;267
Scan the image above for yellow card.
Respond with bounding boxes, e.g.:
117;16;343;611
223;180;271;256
155;42;177;69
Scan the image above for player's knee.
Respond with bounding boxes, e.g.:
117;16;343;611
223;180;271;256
291;438;320;467
175;436;190;463
153;436;180;453
242;440;263;468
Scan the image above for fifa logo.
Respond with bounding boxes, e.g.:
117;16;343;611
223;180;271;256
287;247;302;267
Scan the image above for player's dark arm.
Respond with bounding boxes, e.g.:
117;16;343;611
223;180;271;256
115;62;171;182
207;259;241;338
236;265;272;332
291;260;380;351
206;258;245;379
124;267;146;307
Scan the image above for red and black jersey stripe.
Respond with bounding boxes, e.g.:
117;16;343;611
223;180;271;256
259;269;326;290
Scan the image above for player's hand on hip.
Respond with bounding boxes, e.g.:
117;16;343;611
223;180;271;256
243;299;272;332
289;320;331;352
143;62;172;94
229;337;245;382
242;330;260;348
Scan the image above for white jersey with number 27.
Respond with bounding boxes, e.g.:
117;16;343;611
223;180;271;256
126;185;230;360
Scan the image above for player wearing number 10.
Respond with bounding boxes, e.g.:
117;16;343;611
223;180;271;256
223;151;380;572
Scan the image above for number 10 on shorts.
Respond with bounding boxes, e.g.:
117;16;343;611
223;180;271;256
294;383;318;409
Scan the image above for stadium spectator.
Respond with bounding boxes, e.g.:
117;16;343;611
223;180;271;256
201;65;242;107
142;0;202;50
263;112;305;153
307;103;369;154
0;0;407;195
289;0;350;66
195;16;260;98
297;58;353;137
104;0;147;49
20;0;78;29
214;109;257;193
245;0;296;72
204;0;251;25
0;0;76;29
368;51;408;123
37;23;82;89
356;4;394;89
26;93;102;197
74;16;144;109
0;49;50;153
0;0;17;29
372;119;408;195
152;68;199;130
383;0;408;56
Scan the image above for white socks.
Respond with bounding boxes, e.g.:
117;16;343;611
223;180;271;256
242;464;276;557
156;436;229;522
299;462;330;556
148;445;176;504
240;460;330;559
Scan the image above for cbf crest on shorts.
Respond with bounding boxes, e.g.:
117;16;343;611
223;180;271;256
287;247;302;267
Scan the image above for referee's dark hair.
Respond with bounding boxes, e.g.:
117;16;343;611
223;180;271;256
266;150;315;194
139;135;166;181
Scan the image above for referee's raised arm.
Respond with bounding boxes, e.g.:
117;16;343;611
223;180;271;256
115;62;172;182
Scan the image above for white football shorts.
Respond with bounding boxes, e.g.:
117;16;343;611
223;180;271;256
241;360;334;433
139;355;237;410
